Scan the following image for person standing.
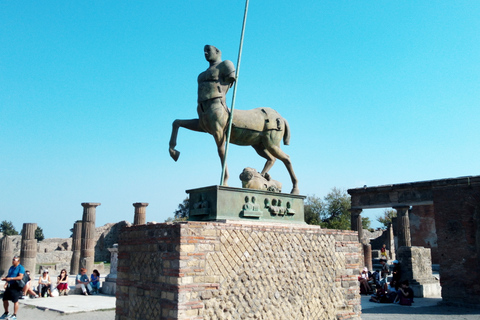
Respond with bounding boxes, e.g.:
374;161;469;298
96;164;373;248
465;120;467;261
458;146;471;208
1;256;25;320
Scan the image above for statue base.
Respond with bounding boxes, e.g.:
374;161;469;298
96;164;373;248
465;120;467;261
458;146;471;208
186;185;306;224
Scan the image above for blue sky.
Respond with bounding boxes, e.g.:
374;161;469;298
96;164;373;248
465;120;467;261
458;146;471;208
1;1;479;238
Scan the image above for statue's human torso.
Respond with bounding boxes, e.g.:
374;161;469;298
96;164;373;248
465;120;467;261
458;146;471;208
197;60;235;102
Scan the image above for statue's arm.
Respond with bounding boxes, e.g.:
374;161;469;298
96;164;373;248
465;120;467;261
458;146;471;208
222;60;236;87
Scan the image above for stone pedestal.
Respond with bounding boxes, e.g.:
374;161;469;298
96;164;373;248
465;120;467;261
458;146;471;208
115;221;362;320
70;220;82;275
0;236;13;277
101;244;118;295
133;203;149;225
397;246;440;297
80;203;100;273
20;223;37;273
186;185;306;224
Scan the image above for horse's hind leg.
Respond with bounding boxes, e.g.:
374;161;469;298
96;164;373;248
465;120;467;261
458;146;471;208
252;144;276;176
266;145;299;195
169;119;204;161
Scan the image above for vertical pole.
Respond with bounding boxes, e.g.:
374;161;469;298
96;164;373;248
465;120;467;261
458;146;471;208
220;0;250;186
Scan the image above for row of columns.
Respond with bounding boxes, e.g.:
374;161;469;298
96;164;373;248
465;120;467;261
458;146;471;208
350;205;412;257
69;202;149;275
0;223;37;276
0;202;150;277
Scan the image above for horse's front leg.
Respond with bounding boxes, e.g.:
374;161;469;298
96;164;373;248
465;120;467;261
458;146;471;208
169;119;204;161
214;132;229;186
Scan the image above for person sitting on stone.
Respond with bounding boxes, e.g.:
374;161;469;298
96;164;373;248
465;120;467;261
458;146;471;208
397;280;414;305
358;267;372;294
38;269;54;297
385;280;398;303
75;268;92;295
369;284;387;303
21;270;38;299
90;269;100;294
380;244;388;259
56;269;69;296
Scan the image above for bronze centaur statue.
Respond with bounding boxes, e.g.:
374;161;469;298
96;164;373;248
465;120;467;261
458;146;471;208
168;45;299;194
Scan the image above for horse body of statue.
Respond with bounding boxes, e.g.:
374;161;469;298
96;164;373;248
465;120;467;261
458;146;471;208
168;45;299;194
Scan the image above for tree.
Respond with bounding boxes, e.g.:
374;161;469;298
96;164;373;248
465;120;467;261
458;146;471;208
166;198;189;222
304;195;323;225
304;188;352;230
377;209;397;228
35;226;45;241
361;217;371;230
320;187;351;230
0;221;19;236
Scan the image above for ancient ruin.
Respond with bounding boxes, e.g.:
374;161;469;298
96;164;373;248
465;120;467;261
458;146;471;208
79;202;100;273
20;223;37;273
348;175;480;307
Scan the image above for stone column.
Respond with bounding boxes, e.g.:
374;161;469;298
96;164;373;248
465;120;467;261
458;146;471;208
20;223;37;273
349;208;362;231
80;203;100;274
70;220;83;275
0;236;13;277
388;223;396;260
363;243;372;271
133;202;149;225
102;244;118;295
394;206;411;248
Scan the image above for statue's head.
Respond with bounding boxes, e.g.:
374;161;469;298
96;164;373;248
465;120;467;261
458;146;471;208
204;45;221;62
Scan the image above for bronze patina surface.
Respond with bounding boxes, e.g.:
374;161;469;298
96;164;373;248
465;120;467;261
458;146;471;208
169;45;299;194
186;185;306;224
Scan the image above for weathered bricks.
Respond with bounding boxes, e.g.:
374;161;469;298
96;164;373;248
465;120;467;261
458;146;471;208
115;221;361;320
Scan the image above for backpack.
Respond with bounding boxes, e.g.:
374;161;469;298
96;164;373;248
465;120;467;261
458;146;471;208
16;273;30;289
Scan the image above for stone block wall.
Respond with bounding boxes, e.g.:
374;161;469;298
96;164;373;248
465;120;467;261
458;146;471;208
433;185;480;307
115;221;362;320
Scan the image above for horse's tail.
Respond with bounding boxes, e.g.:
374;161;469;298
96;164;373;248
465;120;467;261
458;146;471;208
283;118;290;145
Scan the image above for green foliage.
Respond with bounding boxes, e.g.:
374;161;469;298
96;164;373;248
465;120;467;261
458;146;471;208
0;221;19;236
304;188;352;230
166;198;189;222
361;216;371;230
35;226;45;241
377;209;397;228
304;195;323;225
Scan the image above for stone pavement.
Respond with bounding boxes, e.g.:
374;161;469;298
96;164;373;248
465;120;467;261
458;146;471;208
361;295;480;320
6;293;480;320
9;294;116;320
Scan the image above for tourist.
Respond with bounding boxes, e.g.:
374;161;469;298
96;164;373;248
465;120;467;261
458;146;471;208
21;270;38;299
391;260;401;288
397;280;414;305
56;269;69;296
380;244;388;259
386;280;398;303
90;269;100;294
380;258;389;286
76;268;92;295
1;256;25;320
38;269;54;297
369;284;387;303
359;267;372;294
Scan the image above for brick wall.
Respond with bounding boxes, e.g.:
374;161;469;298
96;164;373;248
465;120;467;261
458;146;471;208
410;205;439;264
115;221;361;320
433;185;480;307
